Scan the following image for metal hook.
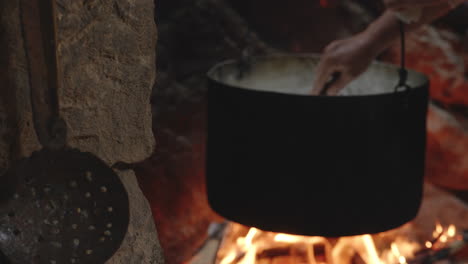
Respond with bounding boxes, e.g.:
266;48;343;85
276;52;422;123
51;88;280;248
394;21;412;94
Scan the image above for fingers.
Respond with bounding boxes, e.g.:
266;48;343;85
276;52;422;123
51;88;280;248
319;72;342;95
312;67;349;96
323;74;352;95
312;61;334;95
324;41;341;53
312;42;339;95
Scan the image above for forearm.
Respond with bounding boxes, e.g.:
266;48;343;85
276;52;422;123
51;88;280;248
362;3;457;56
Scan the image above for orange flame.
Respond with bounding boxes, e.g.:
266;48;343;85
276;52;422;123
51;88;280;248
216;221;460;264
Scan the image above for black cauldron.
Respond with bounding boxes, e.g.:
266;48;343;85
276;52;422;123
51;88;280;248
206;54;429;237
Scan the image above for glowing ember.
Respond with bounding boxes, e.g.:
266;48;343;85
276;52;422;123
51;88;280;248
425;241;432;249
216;222;463;264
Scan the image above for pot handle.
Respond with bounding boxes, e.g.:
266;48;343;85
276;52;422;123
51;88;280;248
394;21;411;93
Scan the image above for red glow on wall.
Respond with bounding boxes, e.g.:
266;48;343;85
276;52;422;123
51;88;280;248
320;0;339;8
320;0;329;8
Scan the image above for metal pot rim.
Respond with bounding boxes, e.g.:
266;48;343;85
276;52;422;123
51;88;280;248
207;53;429;98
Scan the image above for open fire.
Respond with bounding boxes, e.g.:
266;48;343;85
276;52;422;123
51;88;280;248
216;222;466;264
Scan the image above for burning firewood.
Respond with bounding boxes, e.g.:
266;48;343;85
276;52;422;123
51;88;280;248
405;230;468;264
187;184;467;264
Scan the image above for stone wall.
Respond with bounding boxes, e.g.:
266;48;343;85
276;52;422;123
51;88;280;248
0;0;164;263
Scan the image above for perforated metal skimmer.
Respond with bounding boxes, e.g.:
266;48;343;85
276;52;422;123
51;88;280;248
0;149;129;264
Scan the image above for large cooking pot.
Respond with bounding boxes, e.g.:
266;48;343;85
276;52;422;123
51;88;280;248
206;54;429;237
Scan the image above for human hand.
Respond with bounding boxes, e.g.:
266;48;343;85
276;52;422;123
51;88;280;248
312;32;379;95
